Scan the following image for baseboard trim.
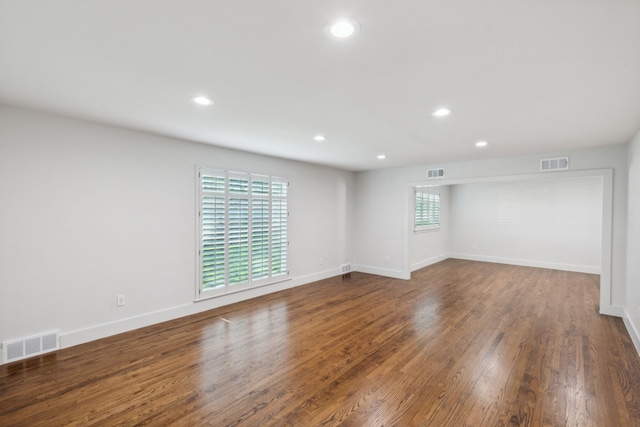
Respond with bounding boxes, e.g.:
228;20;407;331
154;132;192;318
353;265;410;280
449;253;600;275
22;260;617;363
599;304;624;317
410;253;450;272
623;309;640;358
59;268;342;351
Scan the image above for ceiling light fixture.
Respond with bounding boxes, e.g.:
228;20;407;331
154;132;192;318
325;19;360;39
313;135;326;142
377;154;387;160
192;96;214;106
475;140;488;148
431;108;451;117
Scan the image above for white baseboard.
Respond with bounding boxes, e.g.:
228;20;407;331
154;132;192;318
623;309;640;358
599;304;624;317
18;259;619;363
353;264;410;280
59;267;342;351
449;253;600;275
410;253;450;272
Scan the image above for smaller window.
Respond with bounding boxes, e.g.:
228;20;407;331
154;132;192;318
415;186;440;232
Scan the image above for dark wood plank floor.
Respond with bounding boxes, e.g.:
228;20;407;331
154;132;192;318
2;259;640;426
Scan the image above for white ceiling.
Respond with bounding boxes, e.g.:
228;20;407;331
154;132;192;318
1;1;639;171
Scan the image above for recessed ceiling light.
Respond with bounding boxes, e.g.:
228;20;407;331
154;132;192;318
192;96;214;106
377;154;386;160
431;108;451;117
325;19;360;39
313;135;326;142
475;140;488;148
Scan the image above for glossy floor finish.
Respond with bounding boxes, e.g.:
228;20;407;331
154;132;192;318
2;260;640;426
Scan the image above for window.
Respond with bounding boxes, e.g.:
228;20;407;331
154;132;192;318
197;168;289;299
415;186;440;231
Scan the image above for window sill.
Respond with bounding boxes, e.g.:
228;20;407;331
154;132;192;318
414;226;441;234
195;275;292;302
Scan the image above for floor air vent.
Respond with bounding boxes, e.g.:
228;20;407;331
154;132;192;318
540;157;569;172
2;331;60;364
427;168;445;179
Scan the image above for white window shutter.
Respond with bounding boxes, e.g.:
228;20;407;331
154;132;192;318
197;168;290;298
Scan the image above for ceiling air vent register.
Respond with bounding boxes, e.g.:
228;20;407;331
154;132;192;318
540;157;570;172
427;168;445;179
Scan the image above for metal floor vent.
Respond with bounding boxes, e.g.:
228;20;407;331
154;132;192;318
427;168;445;179
341;263;352;274
2;330;60;364
540;157;569;172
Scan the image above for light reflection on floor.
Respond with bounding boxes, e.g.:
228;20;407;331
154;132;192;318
198;301;290;402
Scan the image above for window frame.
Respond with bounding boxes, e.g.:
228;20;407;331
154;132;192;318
196;166;290;300
414;185;441;232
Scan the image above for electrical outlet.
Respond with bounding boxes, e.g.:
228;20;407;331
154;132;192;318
385;256;390;264
319;257;324;265
117;294;126;307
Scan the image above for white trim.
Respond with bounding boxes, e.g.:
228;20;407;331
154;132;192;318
414;226;441;234
599;170;614;320
353;264;410;280
196;276;291;302
403;186;411;279
194;164;202;300
405;169;607;187
449;253;601;275
623;309;640;357
410;253;450;272
58;268;342;351
600;304;624;317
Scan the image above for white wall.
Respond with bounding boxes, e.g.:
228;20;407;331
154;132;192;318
624;130;640;353
0;102;634;361
409;185;450;271
353;168;411;279
354;145;627;313
0;105;356;351
449;177;602;273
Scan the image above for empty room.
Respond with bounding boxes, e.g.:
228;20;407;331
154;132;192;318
2;1;640;426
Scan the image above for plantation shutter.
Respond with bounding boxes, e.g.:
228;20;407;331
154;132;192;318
201;173;226;289
251;175;270;281
271;178;288;277
228;172;249;286
415;186;441;231
198;168;290;298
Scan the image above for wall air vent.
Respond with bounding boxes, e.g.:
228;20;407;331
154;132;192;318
427;168;445;179
341;263;352;274
540;157;569;172
2;330;60;364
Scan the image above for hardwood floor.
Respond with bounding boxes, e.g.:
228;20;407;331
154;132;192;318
2;259;640;426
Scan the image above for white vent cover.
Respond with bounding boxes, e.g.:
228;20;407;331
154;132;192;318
341;263;352;274
540;157;569;172
427;168;445;179
2;330;60;364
